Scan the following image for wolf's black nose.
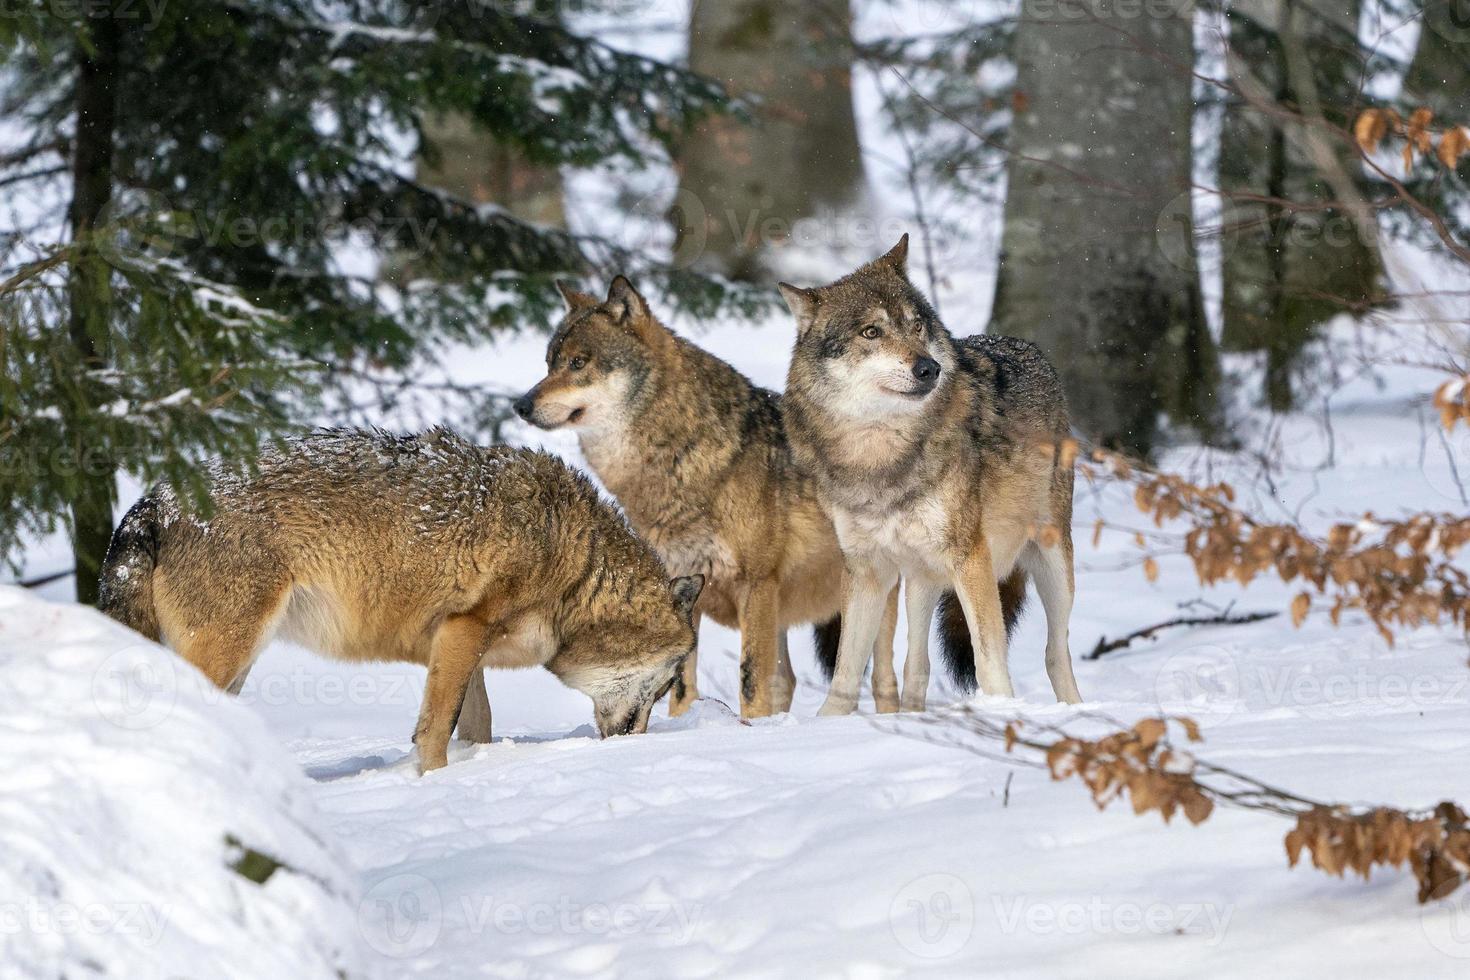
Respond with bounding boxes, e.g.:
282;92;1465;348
512;395;535;420
912;357;940;382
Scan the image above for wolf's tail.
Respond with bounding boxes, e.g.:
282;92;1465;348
97;495;162;642
936;570;1028;693
812;615;842;680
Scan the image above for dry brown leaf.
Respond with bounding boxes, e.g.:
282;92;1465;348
1134;718;1166;750
1438;127;1470;169
1354;108;1389;153
1143;557;1159;583
1291;592;1311;628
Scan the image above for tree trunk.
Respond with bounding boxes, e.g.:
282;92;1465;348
992;1;1216;456
1218;0;1382;412
1403;8;1470;123
677;0;866;280
66;9;123;605
417;113;564;227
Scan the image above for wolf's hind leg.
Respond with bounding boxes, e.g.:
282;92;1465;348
668;611;701;717
455;668;493;743
773;631;796;714
738;580;781;718
414;614;487;773
900;575;944;711
819;565;896;716
870;583;901;713
953;544;1015;698
1020;535;1083;704
226;664;253;696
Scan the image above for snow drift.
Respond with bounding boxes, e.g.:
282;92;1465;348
0;586;364;979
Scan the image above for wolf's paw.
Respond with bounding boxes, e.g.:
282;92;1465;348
416;748;449;775
667;690;699;717
900;695;928;713
817;697;857;717
873;688;900;714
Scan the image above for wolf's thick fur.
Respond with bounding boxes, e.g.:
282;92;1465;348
97;428;701;771
781;236;1083;712
515;277;902;717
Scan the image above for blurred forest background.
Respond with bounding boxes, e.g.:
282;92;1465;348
0;0;1467;605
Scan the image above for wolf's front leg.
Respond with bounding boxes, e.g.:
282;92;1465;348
952;546;1015;698
414;614;488;773
667;611;702;717
870;583;902;713
819;567;895;716
900;575;945;711
455;667;492;744
737;579;781;718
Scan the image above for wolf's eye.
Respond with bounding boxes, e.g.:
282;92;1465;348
568;355;588;371
861;325;884;340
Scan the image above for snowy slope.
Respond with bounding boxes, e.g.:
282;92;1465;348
0;588;365;980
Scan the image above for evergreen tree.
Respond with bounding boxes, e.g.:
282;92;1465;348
0;0;738;595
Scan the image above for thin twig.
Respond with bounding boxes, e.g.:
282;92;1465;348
1085;609;1281;660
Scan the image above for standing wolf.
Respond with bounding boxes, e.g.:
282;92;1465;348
781;236;1084;713
514;277;902;718
97;428;701;772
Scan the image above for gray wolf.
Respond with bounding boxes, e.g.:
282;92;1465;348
97;427;702;771
513;276;904;717
780;236;1084;713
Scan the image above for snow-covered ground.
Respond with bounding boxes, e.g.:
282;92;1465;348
6;2;1470;975
9;307;1470;978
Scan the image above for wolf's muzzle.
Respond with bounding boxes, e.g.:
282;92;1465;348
512;395;535;420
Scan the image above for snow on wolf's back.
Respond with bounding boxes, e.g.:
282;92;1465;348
142;427;648;663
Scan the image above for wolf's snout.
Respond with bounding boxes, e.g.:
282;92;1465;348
512;395;535;420
912;356;940;383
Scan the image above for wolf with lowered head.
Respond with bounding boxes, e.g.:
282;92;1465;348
514;277;904;718
780;236;1084;714
97;428;702;772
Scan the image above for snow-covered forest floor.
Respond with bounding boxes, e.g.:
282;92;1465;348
6;2;1470;976
9;308;1470;978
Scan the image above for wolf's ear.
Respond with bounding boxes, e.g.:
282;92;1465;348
778;282;819;329
669;574;704;622
877;233;909;273
605;275;651;323
556;280;598;312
